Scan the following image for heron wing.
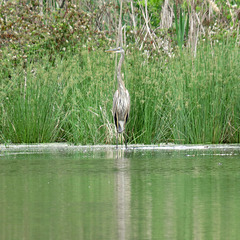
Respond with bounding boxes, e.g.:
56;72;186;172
113;88;130;130
113;90;119;129
125;89;130;122
112;90;119;117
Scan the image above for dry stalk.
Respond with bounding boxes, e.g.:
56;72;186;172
39;0;43;15
130;0;137;35
160;0;174;29
207;0;220;14
99;106;115;143
137;0;158;50
113;0;123;96
187;1;205;56
226;0;240;26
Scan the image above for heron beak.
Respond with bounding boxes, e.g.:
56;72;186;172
105;48;118;53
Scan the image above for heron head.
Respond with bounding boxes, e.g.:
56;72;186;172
105;47;124;54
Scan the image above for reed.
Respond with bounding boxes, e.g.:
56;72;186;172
0;42;239;144
168;43;240;143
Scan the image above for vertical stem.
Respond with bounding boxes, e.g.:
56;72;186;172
145;0;148;27
117;0;123;48
124;132;128;149
39;0;43;15
24;70;27;100
114;0;123;94
130;0;137;35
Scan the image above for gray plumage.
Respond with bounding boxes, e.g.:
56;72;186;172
106;47;130;148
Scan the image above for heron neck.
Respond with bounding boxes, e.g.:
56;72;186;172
117;52;125;90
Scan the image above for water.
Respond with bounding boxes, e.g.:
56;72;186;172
0;144;240;240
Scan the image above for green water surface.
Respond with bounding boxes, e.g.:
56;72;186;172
0;146;240;240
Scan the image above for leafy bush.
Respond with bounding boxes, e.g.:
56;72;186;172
0;1;111;58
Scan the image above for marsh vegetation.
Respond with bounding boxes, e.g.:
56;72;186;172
0;0;239;144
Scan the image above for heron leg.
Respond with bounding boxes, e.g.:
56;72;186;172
124;132;128;149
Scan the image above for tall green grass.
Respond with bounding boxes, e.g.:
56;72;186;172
0;42;239;144
168;43;240;143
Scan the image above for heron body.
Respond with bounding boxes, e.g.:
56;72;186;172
106;47;130;148
113;84;130;133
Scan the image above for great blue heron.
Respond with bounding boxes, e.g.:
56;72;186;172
106;47;130;149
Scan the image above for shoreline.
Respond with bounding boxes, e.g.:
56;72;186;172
1;143;240;154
